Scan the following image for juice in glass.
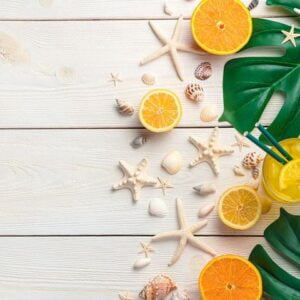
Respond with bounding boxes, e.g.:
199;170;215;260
262;138;300;203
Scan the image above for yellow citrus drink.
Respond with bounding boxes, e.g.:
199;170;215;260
262;138;300;203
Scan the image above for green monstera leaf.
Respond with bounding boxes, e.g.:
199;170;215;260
219;18;300;142
267;0;300;15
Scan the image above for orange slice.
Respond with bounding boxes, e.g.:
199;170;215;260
139;89;182;133
279;159;300;191
191;0;253;55
199;255;262;300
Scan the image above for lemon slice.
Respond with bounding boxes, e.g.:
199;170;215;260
279;159;300;191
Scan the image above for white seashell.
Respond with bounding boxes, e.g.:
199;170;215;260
193;183;216;195
166;287;190;300
164;2;174;16
149;198;168;218
233;165;246;176
198;203;215;217
142;73;156;86
116;99;135;116
200;105;218;122
185;83;204;102
133;257;151;269
55;66;75;84
161;150;183;175
194;62;212;81
131;135;147;149
248;0;259;10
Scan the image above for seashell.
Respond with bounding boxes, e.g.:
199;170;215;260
242;152;263;169
149;198;168;218
116;99;135;116
200;105;218;122
131;135;147;149
194;62;212;81
248;0;259;10
55;66;75;84
252;167;260;180
161;150;183;175
139;274;177;300
166;287;190;300
233;165;246;176
133;257;151;269
185;83;204;102
198;203;215;217
164;2;174;16
193;183;216;196
142;73;156;86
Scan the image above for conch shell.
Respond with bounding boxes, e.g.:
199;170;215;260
116;99;135;115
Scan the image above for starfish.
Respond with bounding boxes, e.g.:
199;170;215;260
155;177;173;196
281;25;300;47
112;159;157;201
138;242;155;257
231;133;250;152
152;198;217;266
140;15;203;81
119;292;136;300
189;127;234;175
109;73;122;87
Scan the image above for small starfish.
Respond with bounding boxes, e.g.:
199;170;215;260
109;73;122;87
138;242;155;257
152;198;217;266
281;25;300;47
155;177;173;196
119;291;136;300
189;127;234;175
140;15;203;81
113;159;157;201
231;134;250;152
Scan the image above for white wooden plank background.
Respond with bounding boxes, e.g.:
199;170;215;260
0;0;298;299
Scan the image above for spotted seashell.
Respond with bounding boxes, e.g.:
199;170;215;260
248;0;259;10
185;83;204;102
233;165;246;176
142;73;156;86
198;203;215;218
194;62;212;81
133;257;151;269
166;287;190;300
131;135;147;149
193;183;216;196
139;274;177;300
116;99;134;115
242;152;263;169
161;150;183;175
200;105;218;122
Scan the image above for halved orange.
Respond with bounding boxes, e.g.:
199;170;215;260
139;89;182;133
199;255;262;300
191;0;253;55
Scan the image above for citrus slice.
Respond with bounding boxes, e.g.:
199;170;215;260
218;185;262;230
139;89;182;133
199;255;262;300
279;159;300;191
191;0;253;55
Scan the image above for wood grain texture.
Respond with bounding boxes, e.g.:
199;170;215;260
0;18;292;128
0;0;290;20
0;236;298;299
0;128;298;235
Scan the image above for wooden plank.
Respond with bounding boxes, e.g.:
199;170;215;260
0;0;291;20
0;18;292;128
0;128;298;235
0;236;298;299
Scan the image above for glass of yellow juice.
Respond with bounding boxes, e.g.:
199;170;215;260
262;138;300;204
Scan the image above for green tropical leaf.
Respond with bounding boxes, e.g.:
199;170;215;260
219;18;300;142
267;0;300;15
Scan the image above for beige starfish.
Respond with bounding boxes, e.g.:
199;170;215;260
113;159;157;201
281;25;300;47
155;177;173;196
189;127;234;175
138;242;155;257
140;15;203;81
231;133;250;152
152;198;216;266
109;73;122;87
119;291;136;300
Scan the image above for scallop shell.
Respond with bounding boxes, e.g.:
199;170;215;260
233;165;246;176
133;257;151;269
200;105;218;122
242;152;263;169
193;183;216;196
194;62;212;81
198;203;215;217
149;198;168;218
248;0;259;10
161;150;183;175
116;99;135;115
185;83;204;102
139;274;177;300
131;135;147;149
142;73;156;85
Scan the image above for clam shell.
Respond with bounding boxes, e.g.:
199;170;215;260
131;135;147;149
149;198;168;218
200;105;218;122
185;83;204;102
166;287;190;300
194;62;212;81
233;165;246;176
133;257;151;269
142;73;156;86
161;150;183;175
242;152;263;169
193;183;216;195
116;99;135;116
198;203;215;217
